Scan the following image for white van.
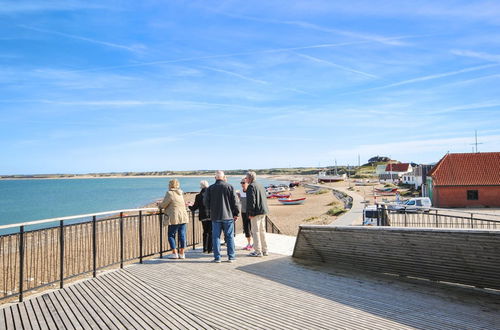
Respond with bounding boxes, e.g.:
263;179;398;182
391;197;432;212
363;205;379;226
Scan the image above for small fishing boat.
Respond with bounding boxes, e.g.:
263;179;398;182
278;197;306;205
317;171;346;183
374;187;398;195
267;193;291;199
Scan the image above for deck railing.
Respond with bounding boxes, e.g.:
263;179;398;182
0;209;281;304
374;204;500;229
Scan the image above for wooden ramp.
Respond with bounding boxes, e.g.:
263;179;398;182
1;249;499;329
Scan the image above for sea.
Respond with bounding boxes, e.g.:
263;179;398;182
0;176;286;234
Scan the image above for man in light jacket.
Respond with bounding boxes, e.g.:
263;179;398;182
246;171;269;257
204;170;239;263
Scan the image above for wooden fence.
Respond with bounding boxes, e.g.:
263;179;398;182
293;225;500;290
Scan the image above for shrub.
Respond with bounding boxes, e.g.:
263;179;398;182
326;207;346;216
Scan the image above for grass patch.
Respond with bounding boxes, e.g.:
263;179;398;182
326;201;341;206
304;216;319;222
326;207;346;216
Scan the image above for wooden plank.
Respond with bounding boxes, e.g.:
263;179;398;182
99;272;192;329
43;293;75;330
76;280;139;329
49;291;81;330
3;307;15;330
68;284;122;329
0;308;6;330
9;304;25;330
87;276;161;329
23;300;42;330
109;271;212;329
30;298;54;330
17;303;35;330
57;289;98;330
38;295;66;329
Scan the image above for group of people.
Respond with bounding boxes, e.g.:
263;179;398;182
158;170;269;263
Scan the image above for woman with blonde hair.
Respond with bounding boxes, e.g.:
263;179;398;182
159;179;189;259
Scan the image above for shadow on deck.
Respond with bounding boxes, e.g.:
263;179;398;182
1;248;499;329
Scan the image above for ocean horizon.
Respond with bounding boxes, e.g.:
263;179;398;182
0;176;285;232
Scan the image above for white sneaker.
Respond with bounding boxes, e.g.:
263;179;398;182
167;253;179;259
179;254;186;259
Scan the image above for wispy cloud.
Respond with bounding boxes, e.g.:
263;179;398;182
200;66;268;85
0;1;105;13
354;63;500;93
208;10;432;46
17;25;145;53
295;53;378;79
451;49;500;63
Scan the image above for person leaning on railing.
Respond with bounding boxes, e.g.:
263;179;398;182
158;179;189;259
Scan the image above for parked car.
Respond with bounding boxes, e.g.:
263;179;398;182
363;205;379;226
389;197;432;213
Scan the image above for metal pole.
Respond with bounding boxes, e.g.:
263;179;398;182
470;213;474;229
59;220;64;288
19;226;25;302
139;211;143;264
92;216;97;277
435;210;439;228
192;211;196;250
120;212;124;268
159;209;163;258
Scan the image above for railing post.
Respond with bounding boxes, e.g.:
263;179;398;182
120;212;124;268
19;225;25;302
404;210;408;227
192;211;196;250
435;210;439;228
59;220;64;288
139;211;143;264
92;216;97;277
159;209;163;258
265;216;269;232
470;213;474;229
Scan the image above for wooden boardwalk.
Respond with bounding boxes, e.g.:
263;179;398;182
1;248;499;329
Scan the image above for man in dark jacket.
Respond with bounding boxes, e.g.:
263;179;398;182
246;171;269;257
204;170;239;263
189;180;211;253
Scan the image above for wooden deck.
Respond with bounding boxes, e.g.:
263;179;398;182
1;248;499;329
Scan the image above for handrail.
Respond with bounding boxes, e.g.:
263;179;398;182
0;207;159;230
376;202;500;220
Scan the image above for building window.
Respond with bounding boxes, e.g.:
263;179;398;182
467;190;479;200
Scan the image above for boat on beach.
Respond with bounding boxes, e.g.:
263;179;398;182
374;187;398;195
278;197;306;205
267;193;291;199
317;171;346;183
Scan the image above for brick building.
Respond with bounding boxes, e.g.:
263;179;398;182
428;152;500;208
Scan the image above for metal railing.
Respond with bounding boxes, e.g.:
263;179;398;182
374;204;500;229
0;208;202;304
265;215;282;234
0;208;282;304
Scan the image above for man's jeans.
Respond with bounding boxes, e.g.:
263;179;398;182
212;220;235;261
168;223;187;250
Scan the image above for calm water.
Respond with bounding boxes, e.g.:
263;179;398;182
0;177;284;231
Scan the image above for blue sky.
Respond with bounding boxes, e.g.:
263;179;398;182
1;0;500;174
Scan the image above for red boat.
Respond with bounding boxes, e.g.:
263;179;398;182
268;193;291;199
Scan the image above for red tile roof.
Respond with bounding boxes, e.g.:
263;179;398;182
429;152;500;186
384;163;410;172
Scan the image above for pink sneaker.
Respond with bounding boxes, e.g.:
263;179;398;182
244;244;253;251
